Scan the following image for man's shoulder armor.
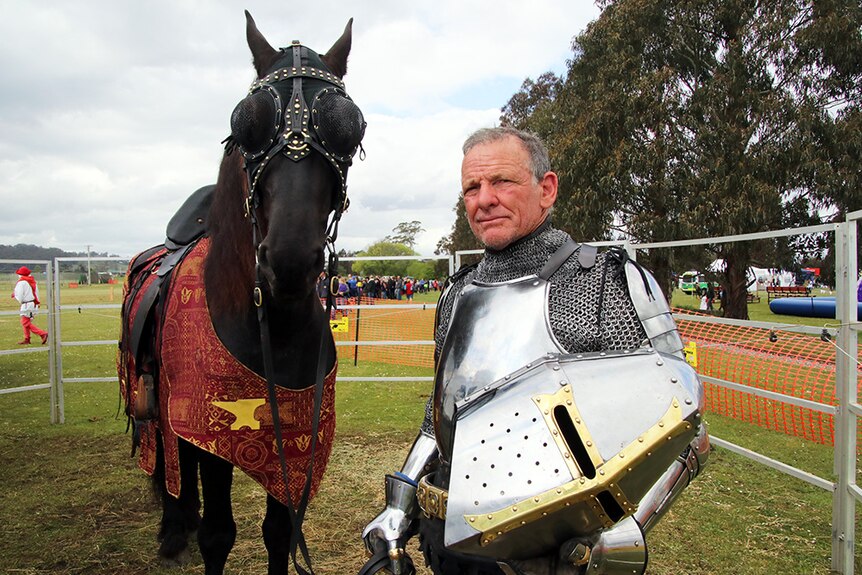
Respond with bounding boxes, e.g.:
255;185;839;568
623;259;684;356
435;262;478;331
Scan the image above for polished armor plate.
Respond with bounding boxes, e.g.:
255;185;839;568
445;348;703;559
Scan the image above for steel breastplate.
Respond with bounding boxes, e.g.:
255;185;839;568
433;273;564;470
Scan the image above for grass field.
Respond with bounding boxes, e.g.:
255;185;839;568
1;283;860;574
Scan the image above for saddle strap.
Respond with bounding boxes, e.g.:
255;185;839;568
128;241;197;370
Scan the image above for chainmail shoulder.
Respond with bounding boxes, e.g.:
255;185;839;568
420;226;649;436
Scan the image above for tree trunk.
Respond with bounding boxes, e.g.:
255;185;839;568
723;248;750;320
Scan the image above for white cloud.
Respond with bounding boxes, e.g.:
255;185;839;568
0;0;599;257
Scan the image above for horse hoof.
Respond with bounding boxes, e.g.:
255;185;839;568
159;548;192;567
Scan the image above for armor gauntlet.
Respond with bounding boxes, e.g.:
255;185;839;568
579;424;710;574
362;431;437;574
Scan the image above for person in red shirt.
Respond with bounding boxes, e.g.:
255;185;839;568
11;266;48;345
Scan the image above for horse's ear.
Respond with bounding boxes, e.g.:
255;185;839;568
245;10;278;77
321;18;353;79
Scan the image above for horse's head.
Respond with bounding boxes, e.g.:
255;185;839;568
224;11;365;305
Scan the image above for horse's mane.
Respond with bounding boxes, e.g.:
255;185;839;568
204;151;255;316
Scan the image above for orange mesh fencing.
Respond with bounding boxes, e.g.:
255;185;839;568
329;297;436;368
672;307;861;447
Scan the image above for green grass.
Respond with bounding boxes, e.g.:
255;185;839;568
1;284;860;574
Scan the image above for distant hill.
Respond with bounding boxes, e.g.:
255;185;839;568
0;244;119;272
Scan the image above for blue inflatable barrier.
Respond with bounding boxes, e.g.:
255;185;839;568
768;296;862;319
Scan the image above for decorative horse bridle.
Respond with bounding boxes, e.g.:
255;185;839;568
223;42;366;575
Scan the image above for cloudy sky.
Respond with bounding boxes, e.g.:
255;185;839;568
0;1;600;258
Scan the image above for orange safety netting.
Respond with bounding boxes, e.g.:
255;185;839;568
673;307;859;447
329;297;436;368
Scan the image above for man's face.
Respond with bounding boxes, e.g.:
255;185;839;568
461;136;557;251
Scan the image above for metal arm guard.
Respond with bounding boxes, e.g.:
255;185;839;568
582;424;710;575
361;432;438;574
624;261;684;358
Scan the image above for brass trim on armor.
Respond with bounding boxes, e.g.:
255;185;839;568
533;384;603;479
464;397;692;546
417;474;448;520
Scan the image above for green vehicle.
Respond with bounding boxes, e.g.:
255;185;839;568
678;271;717;295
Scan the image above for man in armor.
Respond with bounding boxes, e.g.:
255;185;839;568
361;127;709;575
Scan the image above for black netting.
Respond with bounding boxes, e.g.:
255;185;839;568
314;91;365;158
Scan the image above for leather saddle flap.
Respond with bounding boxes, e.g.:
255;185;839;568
165;184;215;249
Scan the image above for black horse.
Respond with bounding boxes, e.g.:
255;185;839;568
118;11;364;575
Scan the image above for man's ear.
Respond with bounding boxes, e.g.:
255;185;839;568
539;171;558;209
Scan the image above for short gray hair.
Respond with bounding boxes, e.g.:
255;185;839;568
462;126;551;182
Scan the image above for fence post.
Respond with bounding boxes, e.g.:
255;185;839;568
832;220;856;574
52;258;65;424
46;261;59;424
353;306;361;367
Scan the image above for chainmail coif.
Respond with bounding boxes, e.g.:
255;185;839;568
420;222;648;435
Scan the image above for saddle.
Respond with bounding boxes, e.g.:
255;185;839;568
119;185;214;438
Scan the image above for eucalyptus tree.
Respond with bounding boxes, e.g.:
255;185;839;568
500;0;861;318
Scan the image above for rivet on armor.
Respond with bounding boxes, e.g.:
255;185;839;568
619;453;625;458
671;377;678;383
487;514;493;520
600;352;606;356
656;360;664;366
564;453;570;458
579;478;586;484
556;488;562;494
599;469;605;475
685;398;692;405
553;366;560;371
534;497;540;503
575;418;581;424
638;436;644;442
552;429;558;435
512;506;518;512
566;399;572;406
659;421;665;427
586;441;592;447
469;517;475;523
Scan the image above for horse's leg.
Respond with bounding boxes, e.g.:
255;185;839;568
262;494;293;575
154;436;200;566
197;448;236;575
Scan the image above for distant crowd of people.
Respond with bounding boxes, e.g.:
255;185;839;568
319;274;442;302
